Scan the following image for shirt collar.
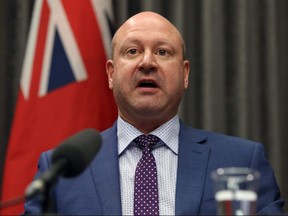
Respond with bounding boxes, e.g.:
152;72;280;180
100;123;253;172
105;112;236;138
117;115;180;156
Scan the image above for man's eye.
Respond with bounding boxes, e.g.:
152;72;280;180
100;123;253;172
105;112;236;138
156;49;169;56
127;49;138;55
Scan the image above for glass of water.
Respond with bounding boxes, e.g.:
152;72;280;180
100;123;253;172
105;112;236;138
211;167;260;215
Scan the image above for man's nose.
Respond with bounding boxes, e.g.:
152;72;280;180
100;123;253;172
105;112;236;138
138;51;157;73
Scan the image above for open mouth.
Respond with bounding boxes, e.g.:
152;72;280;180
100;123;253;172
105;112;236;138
137;80;158;88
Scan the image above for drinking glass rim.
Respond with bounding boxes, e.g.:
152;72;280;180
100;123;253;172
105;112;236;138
211;167;260;182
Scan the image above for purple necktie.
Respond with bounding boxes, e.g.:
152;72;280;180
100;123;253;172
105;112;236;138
134;135;160;216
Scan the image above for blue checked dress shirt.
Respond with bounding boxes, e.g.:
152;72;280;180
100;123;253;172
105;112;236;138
117;115;179;215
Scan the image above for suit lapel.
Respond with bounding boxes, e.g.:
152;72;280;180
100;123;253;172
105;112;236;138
88;121;210;215
175;122;210;215
89;123;122;215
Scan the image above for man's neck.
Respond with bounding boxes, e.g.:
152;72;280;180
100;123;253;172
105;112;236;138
118;114;178;135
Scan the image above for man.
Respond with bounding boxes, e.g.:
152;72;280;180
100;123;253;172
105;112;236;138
24;11;284;215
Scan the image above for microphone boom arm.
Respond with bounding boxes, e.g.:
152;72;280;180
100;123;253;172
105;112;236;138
25;158;68;199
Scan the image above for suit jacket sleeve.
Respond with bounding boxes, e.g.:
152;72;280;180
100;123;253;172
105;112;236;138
23;150;54;215
250;143;285;214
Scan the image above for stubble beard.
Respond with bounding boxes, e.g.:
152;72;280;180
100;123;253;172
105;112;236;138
116;91;181;126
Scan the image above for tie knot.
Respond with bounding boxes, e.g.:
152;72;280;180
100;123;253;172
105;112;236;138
134;134;159;149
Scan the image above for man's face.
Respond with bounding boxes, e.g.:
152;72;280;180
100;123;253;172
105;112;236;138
106;12;190;125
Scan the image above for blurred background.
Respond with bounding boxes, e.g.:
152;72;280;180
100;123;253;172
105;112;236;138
0;0;287;211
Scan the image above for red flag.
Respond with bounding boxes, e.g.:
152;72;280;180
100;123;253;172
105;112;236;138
1;0;117;214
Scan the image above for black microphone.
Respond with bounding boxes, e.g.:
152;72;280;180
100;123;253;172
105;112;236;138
25;128;102;199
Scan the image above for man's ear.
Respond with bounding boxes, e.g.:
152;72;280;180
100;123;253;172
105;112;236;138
106;60;114;89
183;60;190;89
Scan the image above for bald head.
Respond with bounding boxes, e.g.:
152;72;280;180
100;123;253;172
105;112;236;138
111;11;186;59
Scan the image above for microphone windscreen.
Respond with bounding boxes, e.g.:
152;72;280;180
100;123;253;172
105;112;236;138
51;129;102;177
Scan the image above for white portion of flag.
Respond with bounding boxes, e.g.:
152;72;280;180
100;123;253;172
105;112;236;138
91;0;113;58
39;12;55;97
20;0;43;99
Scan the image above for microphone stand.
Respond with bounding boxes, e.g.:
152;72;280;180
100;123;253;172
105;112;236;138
41;189;55;215
25;159;67;214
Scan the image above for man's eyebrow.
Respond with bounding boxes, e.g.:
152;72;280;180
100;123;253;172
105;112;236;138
120;38;141;46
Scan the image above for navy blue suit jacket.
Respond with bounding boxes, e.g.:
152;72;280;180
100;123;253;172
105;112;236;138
24;121;284;215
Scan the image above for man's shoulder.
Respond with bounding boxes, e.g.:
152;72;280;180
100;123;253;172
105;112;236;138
180;122;261;148
100;122;117;139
